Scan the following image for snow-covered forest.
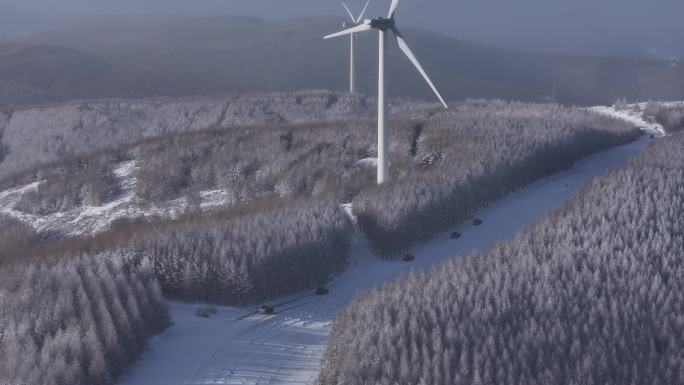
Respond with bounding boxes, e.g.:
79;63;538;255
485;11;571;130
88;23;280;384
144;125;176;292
353;101;638;257
0;91;370;180
652;104;684;133
0;251;169;385
0;100;639;303
0;96;646;385
0;3;680;383
119;198;352;303
0;215;37;251
1;100;635;229
318;131;684;385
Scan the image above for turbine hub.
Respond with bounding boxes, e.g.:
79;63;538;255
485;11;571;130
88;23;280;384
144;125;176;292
370;17;395;31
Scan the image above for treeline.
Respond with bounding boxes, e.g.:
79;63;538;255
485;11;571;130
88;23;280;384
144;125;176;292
5;197;353;305
318;132;684;385
0;252;169;385
123;198;352;303
5;101;635;225
0;198;350;385
353;101;639;257
639;101;684;133
0;100;639;302
654;105;684;132
0;91;370;180
0;99;644;384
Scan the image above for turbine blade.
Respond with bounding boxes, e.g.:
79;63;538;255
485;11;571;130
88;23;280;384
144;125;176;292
324;23;372;39
392;27;448;108
356;0;371;23
342;3;356;22
388;0;399;19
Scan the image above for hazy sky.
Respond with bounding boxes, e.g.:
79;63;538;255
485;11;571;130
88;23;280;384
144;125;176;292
1;0;682;58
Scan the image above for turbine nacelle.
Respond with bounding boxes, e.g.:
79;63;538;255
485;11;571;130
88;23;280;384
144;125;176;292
369;18;395;31
324;14;448;109
325;0;447;184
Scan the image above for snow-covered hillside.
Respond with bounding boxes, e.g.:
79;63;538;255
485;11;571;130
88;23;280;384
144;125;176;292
0;160;230;237
0;103;665;239
0;91;371;179
590;102;681;136
114;105;665;385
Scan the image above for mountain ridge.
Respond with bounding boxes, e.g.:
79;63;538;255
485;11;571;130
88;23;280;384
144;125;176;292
1;14;683;107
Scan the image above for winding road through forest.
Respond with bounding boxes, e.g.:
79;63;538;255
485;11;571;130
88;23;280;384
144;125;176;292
117;107;662;385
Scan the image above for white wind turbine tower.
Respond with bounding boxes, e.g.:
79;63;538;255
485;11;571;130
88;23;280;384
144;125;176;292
325;0;448;185
341;0;371;94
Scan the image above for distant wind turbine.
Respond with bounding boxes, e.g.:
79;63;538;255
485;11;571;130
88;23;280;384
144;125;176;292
341;0;371;94
325;0;448;185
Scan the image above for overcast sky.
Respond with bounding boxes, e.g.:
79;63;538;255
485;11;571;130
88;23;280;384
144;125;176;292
1;0;682;58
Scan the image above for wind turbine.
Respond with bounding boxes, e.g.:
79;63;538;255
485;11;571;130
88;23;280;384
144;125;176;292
325;0;447;185
341;0;371;94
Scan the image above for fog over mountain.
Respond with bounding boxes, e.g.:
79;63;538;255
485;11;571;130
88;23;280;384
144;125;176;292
1;0;682;59
0;14;682;107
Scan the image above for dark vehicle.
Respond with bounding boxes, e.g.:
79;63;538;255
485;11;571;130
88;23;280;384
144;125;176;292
316;287;330;295
402;254;415;262
450;231;461;239
259;305;274;315
473;219;483;226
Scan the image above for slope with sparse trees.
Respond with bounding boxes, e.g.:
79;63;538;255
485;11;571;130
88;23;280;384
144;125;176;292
0;91;370;181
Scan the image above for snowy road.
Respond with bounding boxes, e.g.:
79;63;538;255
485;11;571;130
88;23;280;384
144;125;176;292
117;108;662;385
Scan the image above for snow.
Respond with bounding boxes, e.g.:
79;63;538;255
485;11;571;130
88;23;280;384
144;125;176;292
0;160;229;237
116;126;658;384
4;102;677;238
0;103;668;384
0;159;369;237
590;101;684;137
590;105;664;137
355;157;378;168
340;203;356;222
0;181;40;202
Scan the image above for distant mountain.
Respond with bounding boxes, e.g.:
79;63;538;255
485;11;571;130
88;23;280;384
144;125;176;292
0;6;61;37
1;14;683;107
0;44;111;105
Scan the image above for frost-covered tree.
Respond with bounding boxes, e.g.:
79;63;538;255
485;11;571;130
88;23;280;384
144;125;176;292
1;99;638;303
0;215;38;252
0;252;169;385
655;105;684;132
0;91;371;180
110;198;352;304
353;101;638;257
318;132;684;385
